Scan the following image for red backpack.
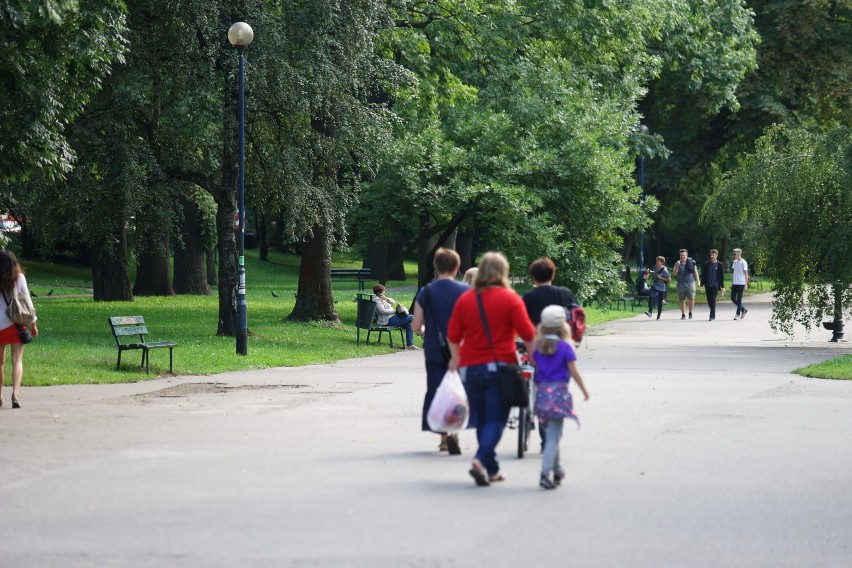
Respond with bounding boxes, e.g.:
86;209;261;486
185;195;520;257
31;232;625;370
567;305;586;343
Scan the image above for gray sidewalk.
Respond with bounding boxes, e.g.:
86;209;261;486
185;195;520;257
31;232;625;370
1;293;850;567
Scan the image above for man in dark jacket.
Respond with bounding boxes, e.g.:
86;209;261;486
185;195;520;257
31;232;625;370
701;249;725;321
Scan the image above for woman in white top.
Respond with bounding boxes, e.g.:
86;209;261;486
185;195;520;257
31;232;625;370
372;283;417;349
0;251;38;409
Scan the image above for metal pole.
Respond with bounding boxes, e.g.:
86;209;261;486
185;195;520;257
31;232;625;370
638;155;645;272
236;49;248;355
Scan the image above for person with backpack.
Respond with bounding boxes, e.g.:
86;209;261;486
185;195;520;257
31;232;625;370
645;256;671;319
672;249;701;320
0;251;38;409
411;248;470;454
522;258;579;326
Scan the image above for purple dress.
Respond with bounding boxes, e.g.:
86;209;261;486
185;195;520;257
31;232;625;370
533;339;580;426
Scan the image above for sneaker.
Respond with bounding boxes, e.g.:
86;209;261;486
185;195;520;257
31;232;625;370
740;309;748;319
734;314;739;320
645;311;652;318
688;313;693;319
553;471;565;487
681;314;686;320
709;317;715;321
406;344;421;350
656;315;660;320
539;474;556;490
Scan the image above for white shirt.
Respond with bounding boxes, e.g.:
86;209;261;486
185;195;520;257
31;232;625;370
731;258;749;286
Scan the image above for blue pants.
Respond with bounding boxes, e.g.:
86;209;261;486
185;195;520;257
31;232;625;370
387;313;415;346
461;364;510;476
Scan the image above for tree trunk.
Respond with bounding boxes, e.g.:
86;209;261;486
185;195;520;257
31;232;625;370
418;212;438;286
133;217;174;296
173;194;210;295
457;224;474;273
258;211;269;261
206;248;217;286
273;214;288;252
287;224;338;322
91;226;133;301
364;241;388;283
387;229;407;281
215;196;238;336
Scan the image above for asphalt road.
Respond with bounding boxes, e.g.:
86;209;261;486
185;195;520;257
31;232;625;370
1;293;850;567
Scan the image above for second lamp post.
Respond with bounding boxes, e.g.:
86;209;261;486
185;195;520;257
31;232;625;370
228;21;253;356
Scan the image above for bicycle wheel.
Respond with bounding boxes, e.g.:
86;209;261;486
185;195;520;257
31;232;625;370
517;405;528;458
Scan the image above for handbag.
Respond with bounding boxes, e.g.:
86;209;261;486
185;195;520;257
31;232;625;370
395;303;409;316
423;285;451;363
475;292;529;408
17;325;33;344
3;288;36;326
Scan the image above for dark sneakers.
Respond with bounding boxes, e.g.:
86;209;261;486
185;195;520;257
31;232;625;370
540;474;556;490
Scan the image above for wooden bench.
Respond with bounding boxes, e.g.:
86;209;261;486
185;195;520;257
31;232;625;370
108;316;176;374
330;268;372;291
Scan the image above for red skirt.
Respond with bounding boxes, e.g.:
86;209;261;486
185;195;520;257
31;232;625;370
0;324;21;345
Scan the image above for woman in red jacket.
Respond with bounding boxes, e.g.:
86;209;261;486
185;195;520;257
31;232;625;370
447;252;535;486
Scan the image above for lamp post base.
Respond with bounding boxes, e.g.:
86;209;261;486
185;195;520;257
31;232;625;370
236;330;248;355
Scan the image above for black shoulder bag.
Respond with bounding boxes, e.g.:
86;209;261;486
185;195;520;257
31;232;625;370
475;292;528;408
423;284;451;363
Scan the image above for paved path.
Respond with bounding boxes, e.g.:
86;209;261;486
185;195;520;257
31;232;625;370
1;293;850;567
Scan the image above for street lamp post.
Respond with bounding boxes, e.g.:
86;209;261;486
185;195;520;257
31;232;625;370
637;124;649;273
228;22;253;356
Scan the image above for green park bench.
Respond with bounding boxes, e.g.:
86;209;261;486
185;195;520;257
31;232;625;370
330;268;372;291
108;316;176;374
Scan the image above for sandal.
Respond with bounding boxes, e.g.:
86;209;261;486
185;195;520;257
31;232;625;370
469;459;490;487
446;434;461;455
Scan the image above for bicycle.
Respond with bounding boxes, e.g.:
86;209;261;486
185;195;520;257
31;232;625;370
507;340;536;458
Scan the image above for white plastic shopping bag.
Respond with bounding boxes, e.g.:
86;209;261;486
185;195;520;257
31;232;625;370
427;370;469;432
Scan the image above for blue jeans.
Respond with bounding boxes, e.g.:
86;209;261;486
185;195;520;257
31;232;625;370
387;313;415;346
461;364;510;476
541;419;564;477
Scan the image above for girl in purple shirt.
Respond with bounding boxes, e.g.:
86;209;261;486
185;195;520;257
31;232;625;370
532;305;590;489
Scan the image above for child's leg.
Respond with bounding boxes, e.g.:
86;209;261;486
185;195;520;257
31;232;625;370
549;419;564;475
541;418;563;476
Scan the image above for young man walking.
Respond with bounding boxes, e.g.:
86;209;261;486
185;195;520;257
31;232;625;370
730;248;750;319
701;249;725;321
672;249;701;320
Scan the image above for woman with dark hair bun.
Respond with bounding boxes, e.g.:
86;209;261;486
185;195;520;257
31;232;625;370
0;251;38;409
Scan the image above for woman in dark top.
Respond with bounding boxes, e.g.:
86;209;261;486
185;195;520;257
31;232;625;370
411;248;470;454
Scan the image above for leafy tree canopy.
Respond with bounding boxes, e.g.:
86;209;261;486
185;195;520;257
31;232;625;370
702;125;852;334
0;0;127;182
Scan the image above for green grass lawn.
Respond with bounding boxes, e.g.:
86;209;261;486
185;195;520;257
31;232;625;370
10;251;771;387
795;355;852;380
